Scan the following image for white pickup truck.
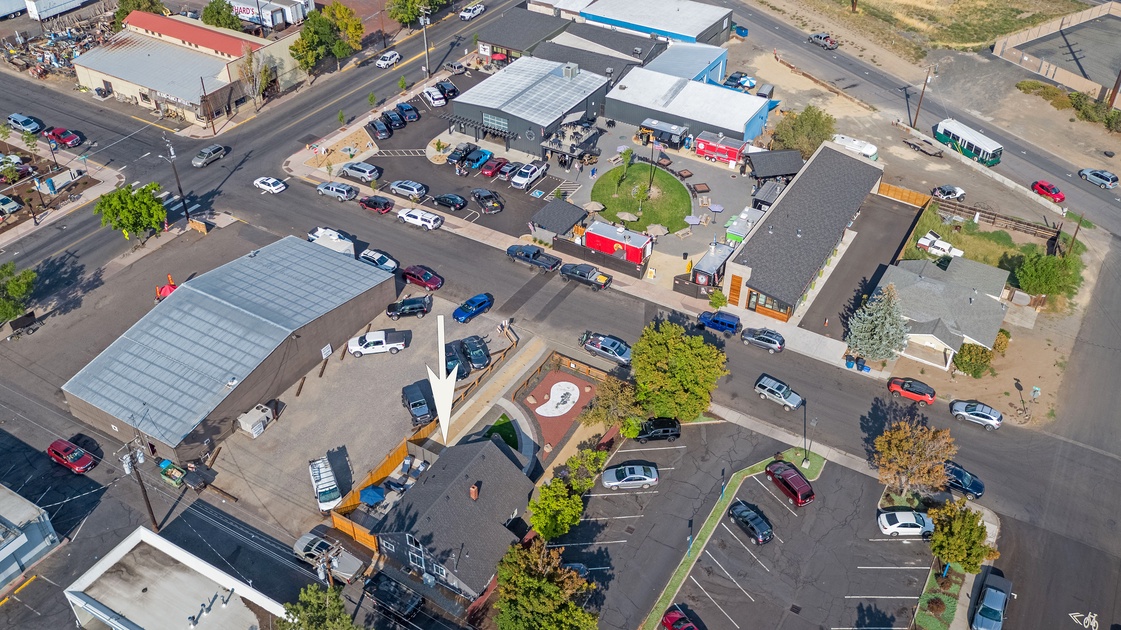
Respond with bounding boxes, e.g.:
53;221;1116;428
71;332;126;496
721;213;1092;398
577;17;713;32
917;230;964;258
309;456;342;512
347;330;407;357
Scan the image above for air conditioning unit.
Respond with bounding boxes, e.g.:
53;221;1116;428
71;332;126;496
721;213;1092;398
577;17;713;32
237;404;275;438
562;63;579;79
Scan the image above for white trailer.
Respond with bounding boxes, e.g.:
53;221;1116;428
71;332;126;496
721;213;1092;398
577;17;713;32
27;0;89;21
0;0;25;19
229;0;310;28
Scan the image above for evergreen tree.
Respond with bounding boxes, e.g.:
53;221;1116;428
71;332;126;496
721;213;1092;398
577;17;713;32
845;284;909;361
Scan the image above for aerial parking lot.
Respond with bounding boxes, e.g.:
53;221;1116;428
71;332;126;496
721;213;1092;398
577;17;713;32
676;463;929;630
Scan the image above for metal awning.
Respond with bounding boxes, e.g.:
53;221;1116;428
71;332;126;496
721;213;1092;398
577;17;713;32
440;114;519;140
561;110;584;126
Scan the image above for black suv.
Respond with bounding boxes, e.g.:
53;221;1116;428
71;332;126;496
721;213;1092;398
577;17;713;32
381;109;406;129
402;383;433;426
447;142;477;166
444;341;471;380
728;501;774;545
386;294;433;320
436;80;459;100
635;417;680;444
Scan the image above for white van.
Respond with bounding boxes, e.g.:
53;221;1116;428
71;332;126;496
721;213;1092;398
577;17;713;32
309;456;343;512
831;134;878;161
422;87;446;107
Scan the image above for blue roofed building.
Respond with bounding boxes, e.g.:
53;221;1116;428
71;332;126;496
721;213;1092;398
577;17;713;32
578;0;732;45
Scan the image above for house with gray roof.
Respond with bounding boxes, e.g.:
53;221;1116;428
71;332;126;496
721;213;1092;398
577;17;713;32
530;198;588;238
374;440;533;602
747;149;805;182
474;7;571;63
876;257;1009;369
723;143;884;321
450;56;610;156
62;236;395;464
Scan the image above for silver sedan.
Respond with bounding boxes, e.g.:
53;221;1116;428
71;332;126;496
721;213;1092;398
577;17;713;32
601;464;659;490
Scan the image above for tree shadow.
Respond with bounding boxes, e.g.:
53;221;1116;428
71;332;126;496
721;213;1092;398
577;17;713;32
840;272;878;335
33;251;104;318
853;602;898;629
859;397;928;464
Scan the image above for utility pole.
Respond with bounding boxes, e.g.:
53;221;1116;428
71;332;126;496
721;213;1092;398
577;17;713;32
420;4;431;80
910;65;934;128
200;77;217;137
121;436;160;533
161;136;191;224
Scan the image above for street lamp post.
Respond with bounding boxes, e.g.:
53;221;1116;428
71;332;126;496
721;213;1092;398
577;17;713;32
161;136;191;224
420;5;431;80
121;436;160;532
803;416;818;469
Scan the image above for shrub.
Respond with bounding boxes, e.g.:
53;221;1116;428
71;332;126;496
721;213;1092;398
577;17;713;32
1107;110;1121;134
993;329;1010;355
937;575;954;590
708;289;728;308
953;344;992;379
927;596;946;616
1015;252;1076;296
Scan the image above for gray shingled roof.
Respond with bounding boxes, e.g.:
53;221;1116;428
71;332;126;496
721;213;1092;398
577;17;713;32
747;150;805;180
455;56;610;127
474;7;571;53
375;440;533;594
531;42;638;83
736;144;883;306
882;258;1010;350
62;237;391;446
551;22;661;63
531;198;588;234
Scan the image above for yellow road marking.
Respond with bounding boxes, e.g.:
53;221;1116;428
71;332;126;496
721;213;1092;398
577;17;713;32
13;575;36;593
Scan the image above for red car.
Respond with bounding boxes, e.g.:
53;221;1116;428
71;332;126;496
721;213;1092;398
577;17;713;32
359;195;394;214
402;265;443;291
43;127;81;148
887;377;936;406
765;460;814;506
661;610;697;630
480;157;508;178
47;439;95;474
1031;180;1065;203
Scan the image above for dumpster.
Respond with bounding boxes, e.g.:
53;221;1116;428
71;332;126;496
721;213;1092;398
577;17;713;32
733;23;749;37
158;459;186;488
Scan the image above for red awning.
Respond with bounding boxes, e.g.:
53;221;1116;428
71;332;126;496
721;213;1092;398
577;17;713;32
491;53;507;60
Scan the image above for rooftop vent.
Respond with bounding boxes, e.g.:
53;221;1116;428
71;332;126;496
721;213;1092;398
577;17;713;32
562;62;580;79
605;67;614;76
632;46;643;56
796;229;802;238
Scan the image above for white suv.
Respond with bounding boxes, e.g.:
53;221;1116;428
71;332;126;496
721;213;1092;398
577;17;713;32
389;180;427;199
421;87;446;107
511;161;545;190
397;208;443;231
340;162;382;182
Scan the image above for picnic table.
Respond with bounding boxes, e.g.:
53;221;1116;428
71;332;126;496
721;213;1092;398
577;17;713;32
693;183;711;194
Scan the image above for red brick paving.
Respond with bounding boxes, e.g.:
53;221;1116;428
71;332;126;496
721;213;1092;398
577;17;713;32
522;370;596;459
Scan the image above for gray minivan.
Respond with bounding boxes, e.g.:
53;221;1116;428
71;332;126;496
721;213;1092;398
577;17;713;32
402;382;433;426
192;144;226;167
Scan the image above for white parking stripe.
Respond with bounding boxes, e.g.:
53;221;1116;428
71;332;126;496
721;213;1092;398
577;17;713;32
752;476;799;516
584;491;659;497
704;549;755;602
867;538;927;542
616;446;687;452
720;523;770;572
689;575;741;629
545;540;627;547
857;566;929;570
831;627;910;629
579;515;643;521
843;595;921;599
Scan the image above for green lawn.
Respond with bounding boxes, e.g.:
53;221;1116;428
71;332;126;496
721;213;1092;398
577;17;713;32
590;164;691;232
485;414;518;449
914;564;965;630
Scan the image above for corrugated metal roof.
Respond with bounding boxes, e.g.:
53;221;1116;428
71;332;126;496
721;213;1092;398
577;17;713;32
608;68;768;135
580;0;730;39
455;56;610;127
74;31;228;105
643;42;725;79
62;237;391;446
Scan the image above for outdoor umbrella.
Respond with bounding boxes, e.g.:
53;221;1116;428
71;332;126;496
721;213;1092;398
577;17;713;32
616;212;639;222
710;204;725;213
359;485;386;505
583;201;605;212
647;224;669;236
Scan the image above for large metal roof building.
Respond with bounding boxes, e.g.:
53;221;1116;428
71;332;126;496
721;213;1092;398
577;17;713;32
62;236;395;465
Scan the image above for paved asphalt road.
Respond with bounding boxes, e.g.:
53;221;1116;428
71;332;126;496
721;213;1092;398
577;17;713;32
1;0;1120;627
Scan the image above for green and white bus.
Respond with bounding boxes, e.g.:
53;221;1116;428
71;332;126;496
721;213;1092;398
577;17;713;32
933;119;1003;166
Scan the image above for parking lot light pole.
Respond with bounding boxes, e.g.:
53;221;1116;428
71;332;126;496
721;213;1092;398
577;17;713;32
420;5;432;80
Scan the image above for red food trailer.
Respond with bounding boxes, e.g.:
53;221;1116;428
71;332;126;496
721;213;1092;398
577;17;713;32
694;131;749;166
583;221;652;264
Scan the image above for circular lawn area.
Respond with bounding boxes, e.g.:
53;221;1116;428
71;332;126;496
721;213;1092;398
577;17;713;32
590;163;691;232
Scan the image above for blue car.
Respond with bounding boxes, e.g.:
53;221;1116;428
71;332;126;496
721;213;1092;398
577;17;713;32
697;310;742;336
453;293;494;323
464;149;493;169
396;102;420;122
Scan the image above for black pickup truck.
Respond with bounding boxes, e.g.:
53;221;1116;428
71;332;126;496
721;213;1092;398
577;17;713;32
560;263;612;290
506;244;561;273
447;142;477;166
364;571;424;621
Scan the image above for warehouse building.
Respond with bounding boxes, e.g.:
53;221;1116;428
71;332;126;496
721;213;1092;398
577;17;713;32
450;56;610;157
579;0;731;45
0;485;59;592
606;67;770;141
643;42;727;83
74;11;301;127
62;237;396;465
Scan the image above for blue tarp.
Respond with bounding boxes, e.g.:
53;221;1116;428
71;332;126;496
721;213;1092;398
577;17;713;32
360;485;385;505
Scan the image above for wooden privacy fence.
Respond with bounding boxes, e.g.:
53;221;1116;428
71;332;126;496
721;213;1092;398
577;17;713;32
511;351;612;403
932;199;1061;240
878;183;931;208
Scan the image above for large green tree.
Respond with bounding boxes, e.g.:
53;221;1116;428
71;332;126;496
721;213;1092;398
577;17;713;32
631;321;728;421
773;105;836;159
201;0;243;30
322;1;364;51
928;498;1000;574
113;0;168;31
93;183;167;241
845;284;909;361
386;0;451;26
0;262;36;323
1015;251;1075;297
289;11;335;79
495;538;598;630
873;420;957;497
277;584;360;630
577;376;642;437
529;480;584;541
